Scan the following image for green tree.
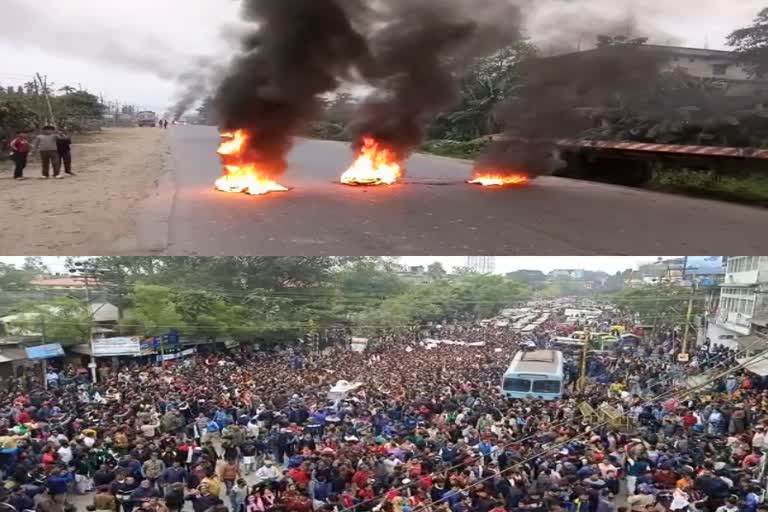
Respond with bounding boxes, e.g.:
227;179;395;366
7;298;91;345
122;284;185;337
728;7;768;77
426;262;447;280
429;42;537;141
352;274;530;336
22;257;49;274
613;285;703;329
0;98;39;151
0;263;36;290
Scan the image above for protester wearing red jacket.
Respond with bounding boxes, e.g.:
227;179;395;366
9;131;31;180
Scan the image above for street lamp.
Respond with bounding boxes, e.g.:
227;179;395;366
69;261;110;383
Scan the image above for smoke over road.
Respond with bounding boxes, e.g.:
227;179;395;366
214;0;742;182
213;0;371;178
346;1;526;164
476;44;668;177
215;0;526;179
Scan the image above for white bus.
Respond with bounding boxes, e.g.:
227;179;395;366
501;350;564;400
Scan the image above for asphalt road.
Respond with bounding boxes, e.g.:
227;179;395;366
147;125;768;255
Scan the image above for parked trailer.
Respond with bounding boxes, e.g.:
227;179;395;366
555;139;768;187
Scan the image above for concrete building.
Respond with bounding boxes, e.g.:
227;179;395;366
0;302;119;338
541;44;768;102
707;256;768;350
465;257;496;274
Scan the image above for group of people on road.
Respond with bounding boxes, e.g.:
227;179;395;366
0;317;767;512
8;126;74;181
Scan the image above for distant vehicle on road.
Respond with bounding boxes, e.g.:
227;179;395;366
137;111;158;127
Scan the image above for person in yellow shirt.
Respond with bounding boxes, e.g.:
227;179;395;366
201;475;222;498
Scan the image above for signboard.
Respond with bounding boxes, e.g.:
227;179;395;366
92;337;142;356
677;353;690;363
157;348;197;362
25;343;64;360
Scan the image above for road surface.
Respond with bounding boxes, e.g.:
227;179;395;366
144;125;768;255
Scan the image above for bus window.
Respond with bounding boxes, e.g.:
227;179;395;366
503;378;531;392
532;380;561;394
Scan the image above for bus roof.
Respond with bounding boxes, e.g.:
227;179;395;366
505;350;563;377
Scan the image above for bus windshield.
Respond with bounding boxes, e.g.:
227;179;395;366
532;380;561;394
503;378;531;392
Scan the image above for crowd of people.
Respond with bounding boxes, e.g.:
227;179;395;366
8;126;74;180
0;314;766;512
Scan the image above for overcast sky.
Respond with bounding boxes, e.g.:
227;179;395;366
399;257;677;274
0;0;763;113
0;256;678;275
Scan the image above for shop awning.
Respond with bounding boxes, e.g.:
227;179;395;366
737;354;768;377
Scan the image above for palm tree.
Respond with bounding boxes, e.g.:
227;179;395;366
59;85;76;96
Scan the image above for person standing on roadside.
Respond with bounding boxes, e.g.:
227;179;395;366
56;129;75;176
9;130;31;180
32;125;62;179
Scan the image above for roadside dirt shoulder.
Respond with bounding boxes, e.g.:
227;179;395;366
0;127;172;254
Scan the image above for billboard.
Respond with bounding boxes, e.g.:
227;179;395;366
92;337;142;356
685;256;725;276
25;343;64;359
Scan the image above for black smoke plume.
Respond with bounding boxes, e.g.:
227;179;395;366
348;0;526;165
475;43;668;178
214;0;371;178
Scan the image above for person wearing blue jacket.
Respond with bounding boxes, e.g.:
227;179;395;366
46;467;74;504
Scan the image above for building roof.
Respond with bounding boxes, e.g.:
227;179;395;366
0;347;30;363
0;302;119;326
30;276;88;288
546;44;737;61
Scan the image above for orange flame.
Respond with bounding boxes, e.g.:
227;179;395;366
468;173;530;187
341;137;403;186
214;130;289;196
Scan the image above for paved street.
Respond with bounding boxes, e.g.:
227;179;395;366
146;125;768;255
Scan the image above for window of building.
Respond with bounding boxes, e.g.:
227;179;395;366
727;256;760;273
713;64;729;76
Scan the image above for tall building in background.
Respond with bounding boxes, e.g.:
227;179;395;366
707;256;768;351
465;256;496;274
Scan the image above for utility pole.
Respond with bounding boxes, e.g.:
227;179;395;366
36;73;56;126
69;262;109;383
83;273;97;382
680;293;694;358
578;330;591;392
40;317;48;390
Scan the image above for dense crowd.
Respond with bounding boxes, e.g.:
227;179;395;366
0;319;766;512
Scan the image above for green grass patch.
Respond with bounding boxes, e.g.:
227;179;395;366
649;168;768;206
